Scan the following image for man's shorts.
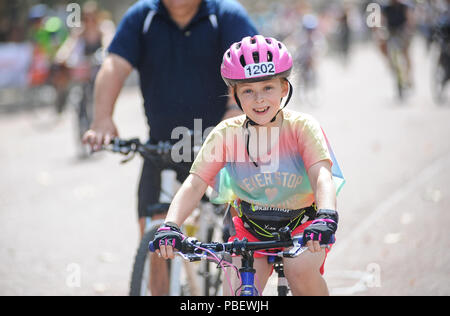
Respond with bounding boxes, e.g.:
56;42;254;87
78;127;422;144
137;155;191;218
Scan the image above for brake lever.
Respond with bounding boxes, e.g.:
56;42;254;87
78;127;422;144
120;151;136;164
282;246;308;258
282;243;331;258
175;251;204;262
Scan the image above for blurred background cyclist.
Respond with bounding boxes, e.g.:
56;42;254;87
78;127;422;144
27;3;69;111
375;0;416;90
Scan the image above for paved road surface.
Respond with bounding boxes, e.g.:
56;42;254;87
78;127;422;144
1;37;449;295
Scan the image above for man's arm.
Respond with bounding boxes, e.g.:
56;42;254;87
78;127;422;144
82;53;133;149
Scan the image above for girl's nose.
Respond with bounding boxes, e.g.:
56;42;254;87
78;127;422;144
255;92;265;103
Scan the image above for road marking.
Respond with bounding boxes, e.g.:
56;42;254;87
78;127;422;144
328;270;373;295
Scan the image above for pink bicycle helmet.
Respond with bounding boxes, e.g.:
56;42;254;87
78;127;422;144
221;35;293;86
222;36;294;168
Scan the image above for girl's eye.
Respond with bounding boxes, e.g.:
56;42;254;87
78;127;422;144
243;89;253;94
264;86;274;91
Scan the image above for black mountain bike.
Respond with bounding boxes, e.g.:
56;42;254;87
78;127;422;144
102;137;226;296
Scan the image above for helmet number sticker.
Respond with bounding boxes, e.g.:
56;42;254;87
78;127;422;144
244;62;275;78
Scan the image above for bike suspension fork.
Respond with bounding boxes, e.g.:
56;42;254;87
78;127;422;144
239;252;257;296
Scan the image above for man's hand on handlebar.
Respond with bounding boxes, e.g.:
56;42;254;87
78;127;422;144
82;118;118;151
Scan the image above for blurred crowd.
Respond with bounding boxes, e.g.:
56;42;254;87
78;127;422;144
0;0;449;108
0;1;115;110
246;0;449;103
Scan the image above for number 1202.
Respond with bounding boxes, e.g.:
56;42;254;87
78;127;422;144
244;62;275;78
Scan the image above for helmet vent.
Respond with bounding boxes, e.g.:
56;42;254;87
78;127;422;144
267;51;273;62
252;52;259;63
239;55;246;67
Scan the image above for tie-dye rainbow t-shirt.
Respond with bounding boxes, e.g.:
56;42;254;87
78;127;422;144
190;109;345;209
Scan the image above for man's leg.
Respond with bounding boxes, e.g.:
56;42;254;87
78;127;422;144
138;158;169;296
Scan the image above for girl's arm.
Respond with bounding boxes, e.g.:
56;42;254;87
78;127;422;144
157;174;208;259
306;160;337;252
307;160;336;210
165;174;209;227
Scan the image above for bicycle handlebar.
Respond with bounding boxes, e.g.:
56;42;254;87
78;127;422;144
103;138;175;155
101;137;200;163
149;233;335;260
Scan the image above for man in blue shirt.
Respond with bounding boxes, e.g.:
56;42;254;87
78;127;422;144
83;0;256;295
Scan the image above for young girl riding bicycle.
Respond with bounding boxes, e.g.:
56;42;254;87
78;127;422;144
153;35;345;296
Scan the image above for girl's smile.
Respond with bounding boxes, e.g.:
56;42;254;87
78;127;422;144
235;78;289;126
253;106;270;114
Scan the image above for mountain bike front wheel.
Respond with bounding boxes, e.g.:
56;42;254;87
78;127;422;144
129;226;198;296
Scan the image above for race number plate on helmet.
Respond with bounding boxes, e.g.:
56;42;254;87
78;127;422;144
244;62;276;79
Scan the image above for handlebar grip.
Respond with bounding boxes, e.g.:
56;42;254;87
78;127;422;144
299;234;335;246
329;234;336;244
148;241;156;252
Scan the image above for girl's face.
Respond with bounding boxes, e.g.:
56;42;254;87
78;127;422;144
235;78;289;126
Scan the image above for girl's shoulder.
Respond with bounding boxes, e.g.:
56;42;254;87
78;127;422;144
204;114;246;141
215;114;247;130
282;109;320;128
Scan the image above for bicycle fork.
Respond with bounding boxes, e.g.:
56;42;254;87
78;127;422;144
239;252;257;296
239;251;290;296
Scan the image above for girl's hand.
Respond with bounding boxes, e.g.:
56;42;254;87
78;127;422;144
305;240;323;253
151;222;185;260
303;209;338;252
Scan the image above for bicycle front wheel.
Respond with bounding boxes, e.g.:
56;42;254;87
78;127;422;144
130;227;157;296
129;226;195;296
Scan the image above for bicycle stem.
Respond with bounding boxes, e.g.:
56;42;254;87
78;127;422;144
238;251;257;296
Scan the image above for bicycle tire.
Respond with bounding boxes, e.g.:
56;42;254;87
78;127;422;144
129;226;159;296
75;82;94;158
130;206;226;296
129;226;195;296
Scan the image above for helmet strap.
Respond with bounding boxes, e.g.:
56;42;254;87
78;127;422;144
270;79;293;123
237;79;293;168
234;79;293;125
